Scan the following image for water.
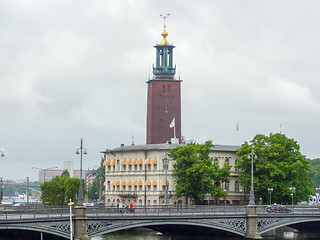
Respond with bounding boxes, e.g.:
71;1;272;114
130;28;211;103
0;227;313;240
90;228;310;240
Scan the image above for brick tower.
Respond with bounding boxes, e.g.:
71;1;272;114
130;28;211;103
146;23;182;144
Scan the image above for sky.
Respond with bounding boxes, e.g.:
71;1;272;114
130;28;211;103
1;0;320;181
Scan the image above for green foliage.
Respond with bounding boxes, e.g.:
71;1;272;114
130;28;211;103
88;157;106;201
236;133;314;204
309;158;320;187
61;170;70;177
169;141;231;204
41;175;85;205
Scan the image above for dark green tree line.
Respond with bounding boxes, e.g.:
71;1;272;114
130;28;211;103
236;133;314;204
41;175;85;205
88;157;105;201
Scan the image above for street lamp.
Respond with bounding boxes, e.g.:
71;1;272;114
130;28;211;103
290;187;296;206
68;199;74;240
0;148;4;205
162;142;170;205
32;166;58;183
316;187;319;204
249;145;255;205
76;138;87;206
268;188;273;205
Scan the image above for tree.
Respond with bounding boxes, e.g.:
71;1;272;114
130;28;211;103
61;170;70;177
169;141;231;204
236;133;314;204
88;157;105;201
309;158;320;187
41;175;85;205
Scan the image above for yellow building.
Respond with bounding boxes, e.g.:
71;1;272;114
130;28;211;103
102;143;246;207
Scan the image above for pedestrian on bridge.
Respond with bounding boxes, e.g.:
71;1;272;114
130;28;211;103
125;203;129;213
129;202;135;213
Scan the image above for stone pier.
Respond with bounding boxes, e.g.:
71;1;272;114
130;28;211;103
74;206;90;240
245;205;262;239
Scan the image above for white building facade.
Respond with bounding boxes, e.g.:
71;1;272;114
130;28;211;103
103;143;247;207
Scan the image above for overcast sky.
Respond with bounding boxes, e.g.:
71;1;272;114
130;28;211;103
1;0;320;181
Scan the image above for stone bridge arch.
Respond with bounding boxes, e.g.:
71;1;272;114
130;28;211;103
0;219;71;239
258;216;320;235
87;217;247;238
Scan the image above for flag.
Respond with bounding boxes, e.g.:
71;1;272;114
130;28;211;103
169;117;175;128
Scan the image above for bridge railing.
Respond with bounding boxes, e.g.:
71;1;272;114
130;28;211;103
85;205;248;217
0;206;70;220
257;205;320;214
2;204;320;220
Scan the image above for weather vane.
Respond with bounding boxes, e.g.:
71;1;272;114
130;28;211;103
160;13;170;28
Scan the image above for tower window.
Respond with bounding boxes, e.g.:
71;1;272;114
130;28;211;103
168;85;170;93
163;85;165;92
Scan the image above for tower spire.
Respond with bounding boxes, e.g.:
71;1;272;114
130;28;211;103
153;13;175;78
147;14;182;144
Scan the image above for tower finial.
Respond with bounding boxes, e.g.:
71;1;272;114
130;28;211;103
158;13;171;46
160;13;170;28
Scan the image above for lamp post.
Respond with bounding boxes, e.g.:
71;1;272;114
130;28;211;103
76;138;87;206
68;199;74;240
162;142;170;205
290;187;296;206
0;147;4;205
249;145;255;205
316;187;319;204
268;188;273;205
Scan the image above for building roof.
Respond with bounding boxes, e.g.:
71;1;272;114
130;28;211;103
102;143;240;154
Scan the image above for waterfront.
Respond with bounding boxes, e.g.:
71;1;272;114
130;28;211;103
0;229;312;240
90;228;306;240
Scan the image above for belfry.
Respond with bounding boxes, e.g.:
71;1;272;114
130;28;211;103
146;17;182;144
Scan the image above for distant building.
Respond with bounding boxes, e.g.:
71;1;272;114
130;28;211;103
63;161;74;177
37;162;92;183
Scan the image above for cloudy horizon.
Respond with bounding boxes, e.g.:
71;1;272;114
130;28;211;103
1;0;320;181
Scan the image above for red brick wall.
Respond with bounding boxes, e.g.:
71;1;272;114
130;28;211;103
146;79;181;144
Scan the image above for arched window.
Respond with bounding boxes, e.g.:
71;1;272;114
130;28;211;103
235;160;239;172
116;160;120;171
235;181;240;192
225;158;230;165
214;158;219;164
225;182;229;192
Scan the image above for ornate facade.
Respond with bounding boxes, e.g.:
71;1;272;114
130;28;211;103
102;143;246;206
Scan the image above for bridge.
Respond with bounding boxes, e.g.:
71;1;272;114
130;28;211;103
1;205;320;239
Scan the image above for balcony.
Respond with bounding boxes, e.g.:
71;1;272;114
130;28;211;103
117;191;138;198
